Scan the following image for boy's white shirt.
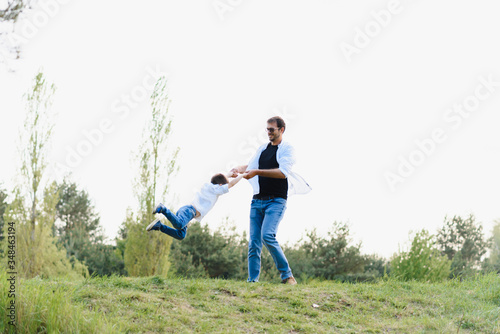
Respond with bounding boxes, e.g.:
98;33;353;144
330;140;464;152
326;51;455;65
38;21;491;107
191;183;229;222
246;141;312;196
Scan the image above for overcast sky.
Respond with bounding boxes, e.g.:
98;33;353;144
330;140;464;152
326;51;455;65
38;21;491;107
1;0;499;258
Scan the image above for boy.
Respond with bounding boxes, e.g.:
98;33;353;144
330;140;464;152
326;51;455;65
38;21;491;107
146;172;244;240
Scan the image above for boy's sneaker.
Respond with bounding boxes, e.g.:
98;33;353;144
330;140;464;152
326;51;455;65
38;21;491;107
281;276;297;285
146;219;162;232
152;202;167;215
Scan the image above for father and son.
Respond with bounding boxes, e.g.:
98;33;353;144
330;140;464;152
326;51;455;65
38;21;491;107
146;116;311;285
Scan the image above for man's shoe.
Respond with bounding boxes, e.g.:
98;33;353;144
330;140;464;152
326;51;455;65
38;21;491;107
152;202;167;215
146;219;162;232
282;276;297;285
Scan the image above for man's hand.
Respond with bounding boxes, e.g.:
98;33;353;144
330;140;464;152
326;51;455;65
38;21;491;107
243;170;259;179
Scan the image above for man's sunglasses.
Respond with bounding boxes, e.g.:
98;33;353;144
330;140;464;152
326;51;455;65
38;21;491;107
266;127;281;133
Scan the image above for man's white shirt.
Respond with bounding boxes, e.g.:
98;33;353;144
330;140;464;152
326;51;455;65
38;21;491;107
246;141;312;196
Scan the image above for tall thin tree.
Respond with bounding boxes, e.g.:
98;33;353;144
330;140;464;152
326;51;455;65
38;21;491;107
21;71;55;242
124;76;179;277
3;71;86;278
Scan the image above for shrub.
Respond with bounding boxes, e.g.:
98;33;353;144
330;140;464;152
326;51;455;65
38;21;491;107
391;230;451;282
169;221;242;279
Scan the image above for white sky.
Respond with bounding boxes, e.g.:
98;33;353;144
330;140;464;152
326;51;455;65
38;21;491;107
1;0;499;259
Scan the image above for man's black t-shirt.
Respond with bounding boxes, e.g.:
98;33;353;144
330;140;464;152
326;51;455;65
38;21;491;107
258;143;288;199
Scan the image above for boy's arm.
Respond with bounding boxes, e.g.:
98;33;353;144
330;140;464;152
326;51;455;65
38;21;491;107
228;174;244;189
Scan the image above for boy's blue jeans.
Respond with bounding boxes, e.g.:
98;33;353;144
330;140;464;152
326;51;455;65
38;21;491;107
247;197;293;282
158;205;196;240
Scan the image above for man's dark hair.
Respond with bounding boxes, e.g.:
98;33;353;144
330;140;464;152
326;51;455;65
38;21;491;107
267;116;286;132
211;173;229;185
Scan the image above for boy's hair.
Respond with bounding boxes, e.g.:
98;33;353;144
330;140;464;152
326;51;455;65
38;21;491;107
267;116;286;132
211;173;229;185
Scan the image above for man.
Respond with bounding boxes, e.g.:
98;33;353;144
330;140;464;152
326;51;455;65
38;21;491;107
231;116;311;285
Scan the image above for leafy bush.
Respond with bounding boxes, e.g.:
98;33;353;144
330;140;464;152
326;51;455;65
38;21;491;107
286;222;369;281
170;220;386;282
169;221;243;279
391;230;451;282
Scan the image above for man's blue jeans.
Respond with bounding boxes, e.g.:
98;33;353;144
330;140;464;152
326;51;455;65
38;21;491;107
158;205;196;240
248;197;293;282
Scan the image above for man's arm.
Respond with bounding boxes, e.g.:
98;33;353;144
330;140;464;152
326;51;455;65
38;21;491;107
228;174;244;189
243;168;286;180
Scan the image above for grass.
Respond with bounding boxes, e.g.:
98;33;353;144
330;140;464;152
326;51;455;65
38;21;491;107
1;273;499;333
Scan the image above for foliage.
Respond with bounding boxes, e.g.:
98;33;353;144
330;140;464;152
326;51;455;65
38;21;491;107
53;179;125;276
19;71;56;205
391;230;451;282
170;220;379;283
0;270;116;334
288;222;366;281
1;71;87;279
1;0;34;69
0;0;29;22
54;180;99;267
55;179;103;248
3;185;88;279
170;220;243;279
113;210;129;274
482;220;500;273
436;214;490;277
0;186;8;245
124;76;180;277
81;242;127;277
363;253;389;277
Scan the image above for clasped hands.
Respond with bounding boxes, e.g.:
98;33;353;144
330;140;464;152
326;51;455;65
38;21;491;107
229;168;258;180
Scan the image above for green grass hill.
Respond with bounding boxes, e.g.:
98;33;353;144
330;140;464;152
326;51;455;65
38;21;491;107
1;273;499;333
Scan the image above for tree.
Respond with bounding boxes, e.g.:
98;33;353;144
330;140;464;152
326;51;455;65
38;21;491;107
55;180;103;255
81;242;127;277
22;71;55;240
0;0;33;68
54;179;125;276
0;186;8;245
391;230;451;282
1;71;86;279
0;0;27;20
363;253;389;278
289;222;366;281
169;220;242;279
114;209;130;274
483;220;500;273
3;183;87;278
436;214;490;277
124;76;179;277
